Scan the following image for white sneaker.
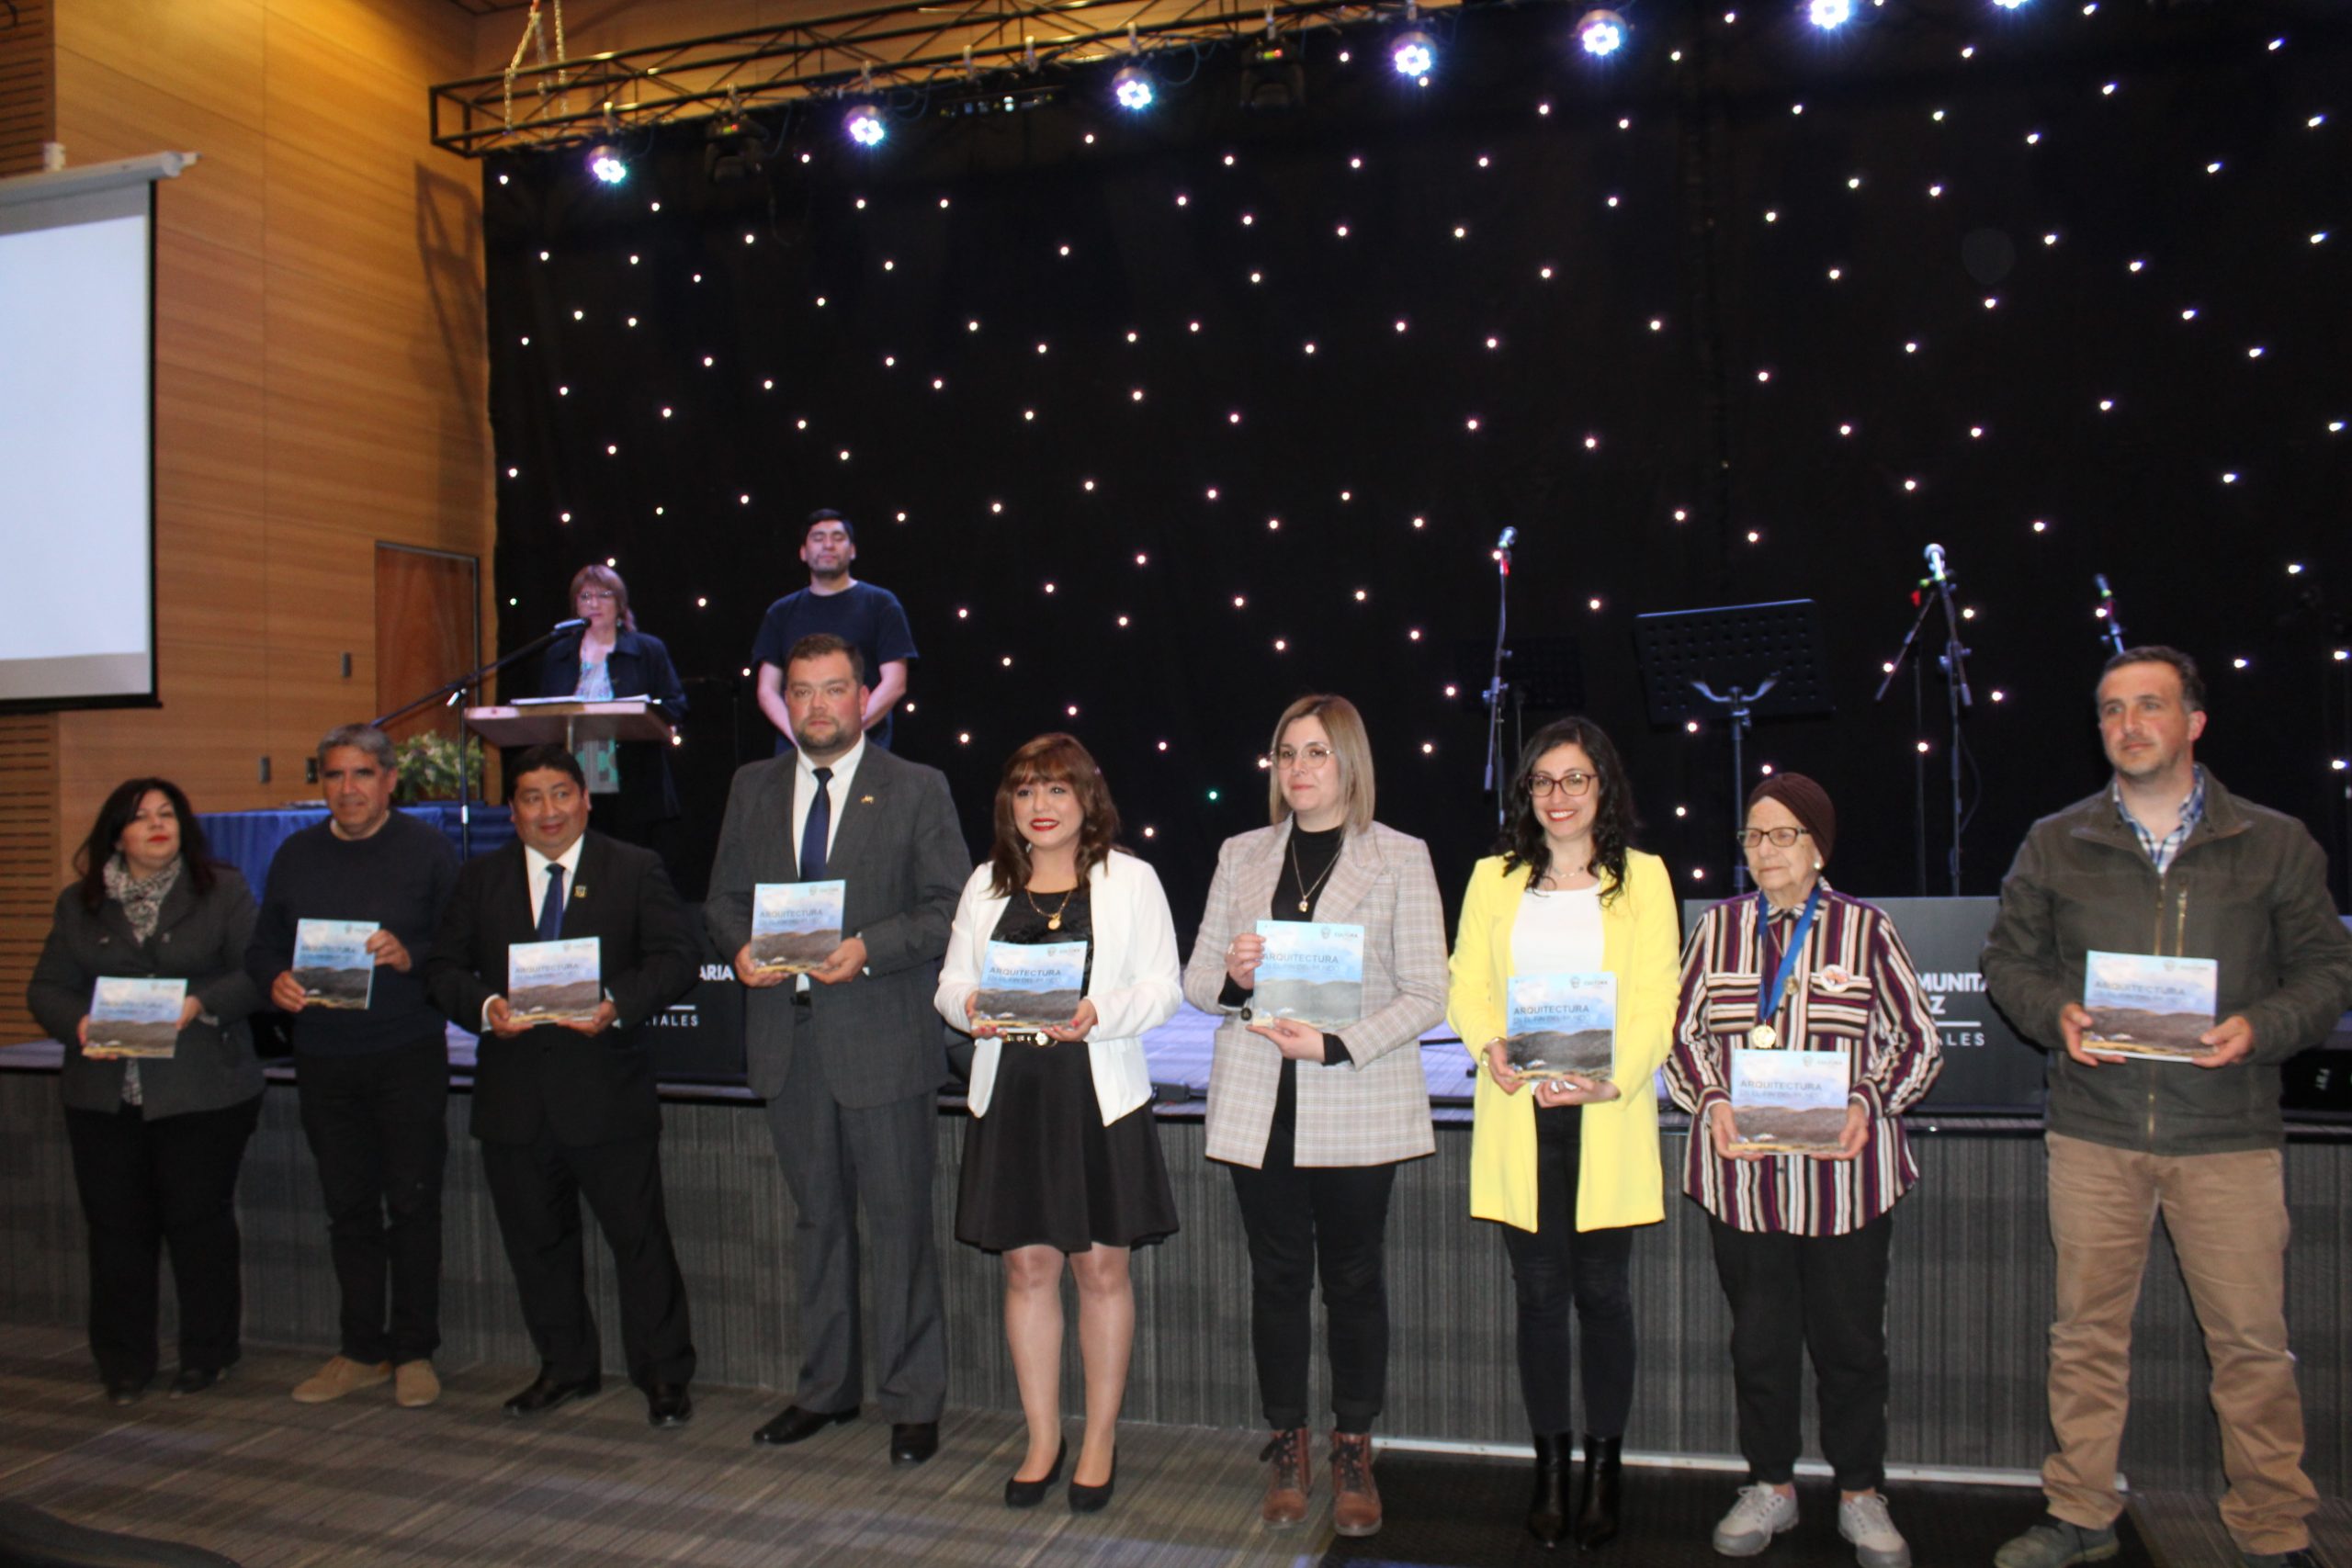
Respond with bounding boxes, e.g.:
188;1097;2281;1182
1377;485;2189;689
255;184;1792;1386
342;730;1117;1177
1713;1483;1799;1557
1838;1492;1913;1568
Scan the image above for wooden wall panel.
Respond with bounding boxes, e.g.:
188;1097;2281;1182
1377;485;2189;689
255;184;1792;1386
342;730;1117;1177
0;718;63;1043
35;0;494;856
0;0;56;179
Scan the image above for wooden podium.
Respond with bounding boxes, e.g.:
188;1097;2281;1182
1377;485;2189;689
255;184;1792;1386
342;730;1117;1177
464;699;673;751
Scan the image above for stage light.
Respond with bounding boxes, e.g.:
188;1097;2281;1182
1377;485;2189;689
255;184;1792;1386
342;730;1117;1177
1807;0;1853;27
844;104;887;147
1391;28;1436;76
704;98;768;184
1113;63;1155;110
1577;9;1627;55
585;143;627;185
1993;0;2028;7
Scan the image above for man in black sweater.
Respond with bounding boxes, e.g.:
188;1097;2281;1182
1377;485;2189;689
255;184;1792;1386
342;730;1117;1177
247;724;458;1409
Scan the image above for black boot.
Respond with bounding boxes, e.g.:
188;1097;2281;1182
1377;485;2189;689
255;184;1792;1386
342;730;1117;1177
1575;1433;1622;1550
1527;1432;1570;1548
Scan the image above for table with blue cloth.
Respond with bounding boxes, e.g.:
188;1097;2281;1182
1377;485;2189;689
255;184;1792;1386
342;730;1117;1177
199;804;514;894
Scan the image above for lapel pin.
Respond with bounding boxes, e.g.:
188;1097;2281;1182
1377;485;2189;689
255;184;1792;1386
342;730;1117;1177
573;886;588;899
860;795;875;805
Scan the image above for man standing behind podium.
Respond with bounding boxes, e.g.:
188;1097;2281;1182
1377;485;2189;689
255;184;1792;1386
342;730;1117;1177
752;510;918;752
707;633;967;1465
247;724;457;1411
424;745;701;1428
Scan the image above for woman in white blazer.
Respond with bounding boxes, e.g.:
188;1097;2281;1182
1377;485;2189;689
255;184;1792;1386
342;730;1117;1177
1180;694;1448;1540
936;734;1182;1515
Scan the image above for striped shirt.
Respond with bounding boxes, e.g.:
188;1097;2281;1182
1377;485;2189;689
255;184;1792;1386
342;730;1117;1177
2111;765;2207;876
1664;884;1944;1235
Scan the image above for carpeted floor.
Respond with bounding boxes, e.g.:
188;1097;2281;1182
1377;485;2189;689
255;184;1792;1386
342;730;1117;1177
3;1325;2343;1567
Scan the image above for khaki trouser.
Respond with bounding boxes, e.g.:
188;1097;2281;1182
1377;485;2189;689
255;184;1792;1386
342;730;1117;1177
2042;1132;2316;1554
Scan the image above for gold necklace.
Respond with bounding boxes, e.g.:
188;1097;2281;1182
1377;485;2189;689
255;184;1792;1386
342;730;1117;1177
1024;884;1079;931
1287;832;1342;914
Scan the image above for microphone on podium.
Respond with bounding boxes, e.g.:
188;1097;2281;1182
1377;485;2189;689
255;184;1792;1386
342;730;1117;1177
551;617;589;633
1924;543;1951;588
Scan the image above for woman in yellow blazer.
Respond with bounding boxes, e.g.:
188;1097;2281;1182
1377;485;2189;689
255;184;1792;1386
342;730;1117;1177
1449;716;1679;1551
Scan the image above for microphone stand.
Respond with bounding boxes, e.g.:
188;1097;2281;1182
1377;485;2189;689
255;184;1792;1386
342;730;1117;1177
1481;538;1514;828
1928;568;1973;895
369;620;582;860
1873;592;1939;896
2095;574;2128;656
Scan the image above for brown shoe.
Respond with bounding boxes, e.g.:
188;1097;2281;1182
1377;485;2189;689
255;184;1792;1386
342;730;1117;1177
1330;1430;1382;1538
292;1356;390;1404
393;1360;441;1409
1259;1427;1311;1529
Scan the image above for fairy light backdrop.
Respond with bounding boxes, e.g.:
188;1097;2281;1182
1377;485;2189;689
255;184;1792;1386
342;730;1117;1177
482;0;2350;923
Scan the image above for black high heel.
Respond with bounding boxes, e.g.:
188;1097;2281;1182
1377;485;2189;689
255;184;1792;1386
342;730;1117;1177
1068;1450;1117;1513
1004;1438;1067;1508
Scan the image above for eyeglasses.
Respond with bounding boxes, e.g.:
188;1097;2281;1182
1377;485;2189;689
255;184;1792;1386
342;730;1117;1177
1271;744;1336;772
575;589;616;603
1524;771;1595;797
1736;827;1812;848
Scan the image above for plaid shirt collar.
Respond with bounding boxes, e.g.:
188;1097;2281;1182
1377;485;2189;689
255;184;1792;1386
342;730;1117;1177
2111;765;2206;874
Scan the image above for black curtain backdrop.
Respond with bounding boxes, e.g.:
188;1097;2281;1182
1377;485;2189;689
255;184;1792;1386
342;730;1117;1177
483;0;2352;930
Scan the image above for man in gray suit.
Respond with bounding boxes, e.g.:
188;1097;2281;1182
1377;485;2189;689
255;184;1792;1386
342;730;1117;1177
707;633;967;1466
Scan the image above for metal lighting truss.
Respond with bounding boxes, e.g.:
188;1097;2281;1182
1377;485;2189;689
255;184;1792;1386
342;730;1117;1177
428;0;1466;156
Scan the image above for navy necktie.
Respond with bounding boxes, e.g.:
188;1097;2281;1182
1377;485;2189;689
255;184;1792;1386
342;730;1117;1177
537;863;566;942
800;767;833;881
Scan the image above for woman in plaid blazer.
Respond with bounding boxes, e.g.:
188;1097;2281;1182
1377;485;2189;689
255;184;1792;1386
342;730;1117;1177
1182;694;1448;1540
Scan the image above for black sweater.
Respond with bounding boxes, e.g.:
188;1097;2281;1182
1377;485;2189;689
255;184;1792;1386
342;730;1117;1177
246;811;458;1055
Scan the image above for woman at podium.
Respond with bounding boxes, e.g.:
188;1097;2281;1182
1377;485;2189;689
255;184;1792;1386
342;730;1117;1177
539;564;687;852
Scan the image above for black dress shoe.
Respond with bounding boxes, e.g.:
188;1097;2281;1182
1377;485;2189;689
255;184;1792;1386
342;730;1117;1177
645;1383;694;1427
889;1421;940;1466
169;1365;228;1398
1005;1438;1067;1508
104;1375;151;1407
752;1404;858;1446
1068;1450;1117;1514
503;1371;601;1417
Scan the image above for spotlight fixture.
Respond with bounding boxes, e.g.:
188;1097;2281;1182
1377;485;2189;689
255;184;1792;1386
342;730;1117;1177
1991;0;2028;6
585;142;627;184
1390;0;1436;77
1239;23;1304;109
1577;8;1627;54
1806;0;1854;27
704;98;767;184
1113;62;1155;110
845;103;888;147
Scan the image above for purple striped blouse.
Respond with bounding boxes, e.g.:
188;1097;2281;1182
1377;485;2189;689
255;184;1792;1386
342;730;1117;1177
1665;885;1945;1235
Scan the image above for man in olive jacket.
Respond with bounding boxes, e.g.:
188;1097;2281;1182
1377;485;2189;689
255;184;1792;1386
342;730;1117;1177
1983;646;2352;1568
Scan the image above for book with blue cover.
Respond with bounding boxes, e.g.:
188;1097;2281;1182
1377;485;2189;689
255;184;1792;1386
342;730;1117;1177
1502;972;1617;1080
292;918;377;1010
1253;921;1366;1032
507;937;603;1026
973;941;1090;1030
749;880;847;976
87;976;187;1058
1727;1047;1849;1154
2082;950;2219;1061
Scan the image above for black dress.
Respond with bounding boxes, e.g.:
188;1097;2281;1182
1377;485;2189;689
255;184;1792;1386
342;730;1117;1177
955;885;1182;1253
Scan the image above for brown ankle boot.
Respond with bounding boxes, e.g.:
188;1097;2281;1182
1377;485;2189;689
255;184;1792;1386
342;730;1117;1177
1330;1429;1383;1538
1260;1427;1311;1528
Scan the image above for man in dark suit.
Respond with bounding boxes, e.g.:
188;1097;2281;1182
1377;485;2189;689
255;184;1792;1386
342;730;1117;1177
424;744;700;1427
707;633;967;1465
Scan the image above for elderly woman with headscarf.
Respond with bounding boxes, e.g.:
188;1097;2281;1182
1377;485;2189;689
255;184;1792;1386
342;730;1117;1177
1664;774;1944;1568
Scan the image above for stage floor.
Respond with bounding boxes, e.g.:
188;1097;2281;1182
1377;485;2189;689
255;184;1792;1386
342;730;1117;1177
3;1324;2340;1567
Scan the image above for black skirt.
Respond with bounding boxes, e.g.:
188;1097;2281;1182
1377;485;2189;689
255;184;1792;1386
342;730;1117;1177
956;1036;1181;1254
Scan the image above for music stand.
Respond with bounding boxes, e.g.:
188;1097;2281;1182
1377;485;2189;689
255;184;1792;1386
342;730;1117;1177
1634;601;1833;890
